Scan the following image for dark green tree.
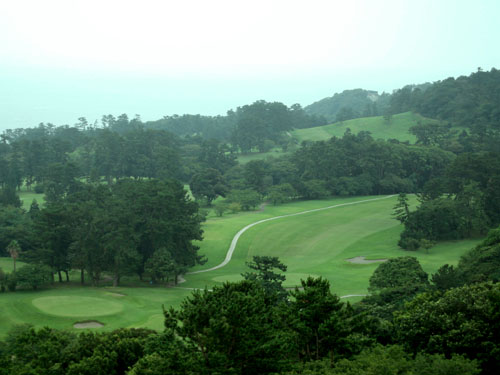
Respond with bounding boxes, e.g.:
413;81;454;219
0;267;5;292
29;203;73;282
42;161;81;203
243;160;272;194
213;200;228;217
293;345;479;375
288;277;351;361
6;240;21;272
15;263;52;290
368;257;429;292
163;280;292;375
189;168;228;205
431;264;461;291
68;187;110;285
144;247;176;284
268;183;297;205
361;257;430;320
392;193;410;224
395;282;500;375
0;206;31;258
242;256;288;302
228;189;261;211
456;225;500;284
0;186;22;208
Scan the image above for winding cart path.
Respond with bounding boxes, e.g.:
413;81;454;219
182;195;396;298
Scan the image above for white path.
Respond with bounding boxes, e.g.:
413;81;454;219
180;195;395;299
188;195;395;275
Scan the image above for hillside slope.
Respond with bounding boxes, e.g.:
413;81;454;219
292;112;443;143
305;88;391;123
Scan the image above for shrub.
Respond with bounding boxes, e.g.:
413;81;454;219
34;184;45;194
0;267;5;292
6;273;17;292
15;264;52;290
213;201;228;217
398;237;421;250
228;202;241;214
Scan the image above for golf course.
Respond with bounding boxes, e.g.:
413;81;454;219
0;194;480;337
235;112;451;164
291;112;439;143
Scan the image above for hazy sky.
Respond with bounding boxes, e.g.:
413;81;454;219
1;0;499;130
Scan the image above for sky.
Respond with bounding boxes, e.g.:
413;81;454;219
1;0;499;130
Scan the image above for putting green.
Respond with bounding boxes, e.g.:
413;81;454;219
0;196;483;338
32;296;123;318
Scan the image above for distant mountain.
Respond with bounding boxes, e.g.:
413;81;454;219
304;89;391;123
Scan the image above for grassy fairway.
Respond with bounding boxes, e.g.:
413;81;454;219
0;195;481;337
0;257;26;272
234;112;445;164
183;195;480;297
18;191;45;210
292;112;443;143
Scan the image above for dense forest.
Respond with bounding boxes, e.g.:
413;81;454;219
1;68;500;374
304;88;392;123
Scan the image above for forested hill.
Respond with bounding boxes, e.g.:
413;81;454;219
143;113;237;140
142;102;326;141
389;68;500;133
304;88;391;123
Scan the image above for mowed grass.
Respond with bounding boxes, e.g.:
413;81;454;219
0;285;192;337
18;191;45;210
0;257;26;272
0;195;481;337
234;112;443;164
32;296;124;317
184;195;480;297
292;112;443;143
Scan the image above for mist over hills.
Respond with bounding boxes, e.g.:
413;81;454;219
304;88;391;123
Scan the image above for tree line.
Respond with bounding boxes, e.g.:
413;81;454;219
2;231;500;374
389;68;500;153
304;88;392;123
144;100;326;146
190;130;455;212
0;178;204;290
3;117;498;253
394;151;500;250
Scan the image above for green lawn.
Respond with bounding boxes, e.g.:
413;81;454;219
18;191;45;210
185;195;479;297
0;195;481;337
0;257;26;272
0;285;190;337
233;112;445;164
292;112;443;143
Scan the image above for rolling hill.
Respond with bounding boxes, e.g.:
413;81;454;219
291;111;443;143
304;88;391;123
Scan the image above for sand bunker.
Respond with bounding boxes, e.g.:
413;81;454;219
73;321;104;329
346;256;387;264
